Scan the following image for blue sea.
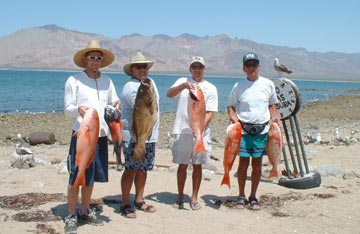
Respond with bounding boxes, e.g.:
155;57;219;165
0;69;360;114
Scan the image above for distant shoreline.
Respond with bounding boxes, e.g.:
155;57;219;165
1;68;359;83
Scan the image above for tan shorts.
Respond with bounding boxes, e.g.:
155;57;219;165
172;133;212;165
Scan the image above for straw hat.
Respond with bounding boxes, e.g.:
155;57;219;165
73;40;115;68
123;52;154;76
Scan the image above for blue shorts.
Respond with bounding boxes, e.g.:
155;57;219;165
123;140;155;172
238;134;268;158
67;133;109;186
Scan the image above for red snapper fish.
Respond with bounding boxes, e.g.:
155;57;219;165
132;78;158;161
221;122;242;188
266;122;283;180
73;107;100;187
188;83;206;157
104;105;124;170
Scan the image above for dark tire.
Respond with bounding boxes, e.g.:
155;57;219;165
278;171;321;189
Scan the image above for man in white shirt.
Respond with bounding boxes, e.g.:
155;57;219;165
64;40;120;234
167;56;218;210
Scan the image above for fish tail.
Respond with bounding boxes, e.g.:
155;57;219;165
268;167;280;180
73;173;86;187
193;140;206;156
220;174;231;188
114;142;123;165
133;143;145;161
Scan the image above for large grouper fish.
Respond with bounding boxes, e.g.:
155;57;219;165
74;107;100;187
132;78;158;161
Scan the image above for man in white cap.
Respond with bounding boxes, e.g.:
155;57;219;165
167;56;218;210
120;52;160;218
64;40;120;233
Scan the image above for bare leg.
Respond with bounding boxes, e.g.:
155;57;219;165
121;169;136;206
237;157;250;197
191;164;202;203
67;185;80;215
249;157;262;199
134;171;147;203
177;164;188;201
80;186;94;213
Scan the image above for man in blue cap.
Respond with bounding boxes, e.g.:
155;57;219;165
226;52;281;210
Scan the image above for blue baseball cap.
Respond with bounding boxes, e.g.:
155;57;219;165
243;52;259;63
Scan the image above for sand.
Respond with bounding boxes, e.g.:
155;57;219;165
0;96;360;234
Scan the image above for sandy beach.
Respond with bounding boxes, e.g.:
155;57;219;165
1;96;360;234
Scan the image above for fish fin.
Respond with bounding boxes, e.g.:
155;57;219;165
114;142;123;166
268;168;281;180
132;143;145;161
193;140;206;156
220;174;231;189
73;173;86;187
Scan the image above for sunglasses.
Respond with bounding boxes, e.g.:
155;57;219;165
244;62;259;68
191;65;205;70
87;56;104;61
133;64;148;69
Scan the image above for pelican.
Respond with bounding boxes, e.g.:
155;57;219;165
274;58;293;77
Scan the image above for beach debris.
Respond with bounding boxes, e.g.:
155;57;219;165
202;169;214;181
28;131;55;145
0;193;66;210
34;224;59;234
13;210;61;222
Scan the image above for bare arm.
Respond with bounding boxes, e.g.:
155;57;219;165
204;111;214;128
269;104;282;127
227;106;239;124
167;82;192;98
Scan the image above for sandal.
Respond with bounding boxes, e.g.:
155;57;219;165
121;204;137;218
235;196;247;209
248;197;261;210
173;200;185;209
134;201;156;213
190;201;202;210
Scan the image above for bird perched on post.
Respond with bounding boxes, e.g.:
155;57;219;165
274;58;293;77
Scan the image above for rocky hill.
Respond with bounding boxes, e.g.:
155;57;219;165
0;24;359;81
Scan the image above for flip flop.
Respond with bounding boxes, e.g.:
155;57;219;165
248;197;261;210
173;200;185;209
190;201;202;210
121;204;137;218
134;201;156;213
235;196;247;209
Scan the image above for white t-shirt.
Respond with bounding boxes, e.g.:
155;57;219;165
120;77;160;143
227;76;278;133
171;77;218;135
64;71;119;137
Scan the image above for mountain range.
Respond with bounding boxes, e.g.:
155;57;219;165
0;24;359;81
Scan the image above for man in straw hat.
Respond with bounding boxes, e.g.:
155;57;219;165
64;40;120;233
119;52;160;218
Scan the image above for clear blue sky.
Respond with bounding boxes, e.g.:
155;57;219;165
1;0;359;53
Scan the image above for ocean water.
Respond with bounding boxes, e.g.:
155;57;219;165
0;69;359;114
